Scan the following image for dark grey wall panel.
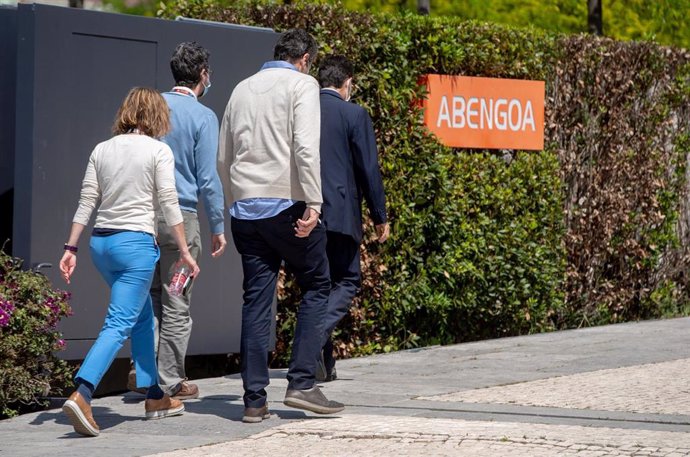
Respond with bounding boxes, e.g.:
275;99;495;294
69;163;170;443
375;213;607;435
13;4;34;264
12;4;278;358
0;7;16;252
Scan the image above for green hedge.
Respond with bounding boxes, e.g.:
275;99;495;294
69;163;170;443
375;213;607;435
551;37;690;326
161;1;690;363
318;0;690;51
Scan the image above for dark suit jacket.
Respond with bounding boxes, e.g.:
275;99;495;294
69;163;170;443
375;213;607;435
319;89;387;243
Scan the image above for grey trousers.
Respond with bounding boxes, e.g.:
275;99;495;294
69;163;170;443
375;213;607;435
150;210;202;392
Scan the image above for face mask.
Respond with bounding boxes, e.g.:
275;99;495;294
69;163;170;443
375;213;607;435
345;80;352;102
200;77;211;98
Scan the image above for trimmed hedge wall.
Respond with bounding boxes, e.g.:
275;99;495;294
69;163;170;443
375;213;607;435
161;1;690;362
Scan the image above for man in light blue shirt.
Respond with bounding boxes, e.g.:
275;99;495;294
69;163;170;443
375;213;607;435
129;42;226;400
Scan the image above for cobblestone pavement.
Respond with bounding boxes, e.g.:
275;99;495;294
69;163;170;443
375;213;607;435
419;358;690;415
3;318;689;457
151;415;690;457
150;353;690;457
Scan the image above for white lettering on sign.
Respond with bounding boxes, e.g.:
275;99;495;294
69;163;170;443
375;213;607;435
452;96;464;128
436;95;536;132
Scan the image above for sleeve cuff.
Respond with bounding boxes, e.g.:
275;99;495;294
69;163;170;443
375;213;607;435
307;202;322;214
72;215;89;226
372;209;387;225
210;220;225;235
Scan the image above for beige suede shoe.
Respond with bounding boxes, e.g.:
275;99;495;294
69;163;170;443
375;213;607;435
144;394;184;420
171;380;199;400
242;405;271;423
126;369;148;395
62;392;100;437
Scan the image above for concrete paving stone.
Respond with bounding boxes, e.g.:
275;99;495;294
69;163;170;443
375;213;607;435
419;358;690;415
148;415;690;457
2;317;689;457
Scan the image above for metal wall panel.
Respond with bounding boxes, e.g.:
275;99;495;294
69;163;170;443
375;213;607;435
12;4;279;359
0;7;17;252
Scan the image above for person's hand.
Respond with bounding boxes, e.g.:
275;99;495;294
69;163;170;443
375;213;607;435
375;222;390;243
211;233;227;258
179;251;201;278
59;251;77;284
295;207;319;238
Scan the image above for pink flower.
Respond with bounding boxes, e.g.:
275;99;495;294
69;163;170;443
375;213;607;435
0;300;14;327
0;309;10;327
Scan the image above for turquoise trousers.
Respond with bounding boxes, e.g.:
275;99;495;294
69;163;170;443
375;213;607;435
75;231;160;389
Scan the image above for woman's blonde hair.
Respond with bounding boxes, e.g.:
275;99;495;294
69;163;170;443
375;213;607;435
112;87;170;138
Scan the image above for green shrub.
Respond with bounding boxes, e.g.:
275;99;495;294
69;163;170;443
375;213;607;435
552;39;690;326
0;249;74;418
313;0;690;50
161;1;690;365
378;150;565;348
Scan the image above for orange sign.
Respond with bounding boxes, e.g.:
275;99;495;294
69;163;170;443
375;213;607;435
421;74;545;150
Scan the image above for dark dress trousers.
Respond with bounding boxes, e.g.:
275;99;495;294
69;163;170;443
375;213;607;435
319;89;387;368
231;202;330;407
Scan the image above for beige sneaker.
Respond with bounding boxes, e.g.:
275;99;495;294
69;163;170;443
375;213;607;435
62;392;100;437
144;394;184;420
171;380;199;400
127;369;148;395
242;405;271;423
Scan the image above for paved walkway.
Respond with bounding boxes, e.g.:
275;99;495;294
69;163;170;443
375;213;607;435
154;416;690;457
1;317;689;456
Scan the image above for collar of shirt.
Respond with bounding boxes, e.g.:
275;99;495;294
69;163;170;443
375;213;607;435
321;88;343;99
260;60;298;72
171;86;197;99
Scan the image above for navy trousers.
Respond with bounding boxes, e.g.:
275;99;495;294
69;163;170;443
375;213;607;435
231;202;330;408
321;231;361;371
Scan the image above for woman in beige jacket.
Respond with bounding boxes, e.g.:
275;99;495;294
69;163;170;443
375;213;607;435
59;87;200;437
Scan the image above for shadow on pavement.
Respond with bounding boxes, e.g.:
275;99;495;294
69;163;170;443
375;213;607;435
179;394;244;421
29;405;139;435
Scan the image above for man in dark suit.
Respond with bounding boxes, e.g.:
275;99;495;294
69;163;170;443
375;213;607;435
317;55;389;381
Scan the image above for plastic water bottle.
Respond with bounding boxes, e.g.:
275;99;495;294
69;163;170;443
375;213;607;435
168;263;191;297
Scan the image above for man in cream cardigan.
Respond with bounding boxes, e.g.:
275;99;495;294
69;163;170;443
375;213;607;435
218;29;344;423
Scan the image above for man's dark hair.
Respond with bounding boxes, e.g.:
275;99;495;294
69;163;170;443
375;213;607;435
170;41;210;88
274;29;318;65
318;55;354;89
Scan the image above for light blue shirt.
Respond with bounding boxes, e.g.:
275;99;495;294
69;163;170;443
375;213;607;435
229;60;299;221
162;89;225;234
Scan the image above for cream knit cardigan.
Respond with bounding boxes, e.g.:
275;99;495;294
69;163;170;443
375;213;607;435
217;67;322;213
73;134;183;234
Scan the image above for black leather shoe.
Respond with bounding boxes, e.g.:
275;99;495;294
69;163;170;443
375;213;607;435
315;351;328;382
316;351;338;382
